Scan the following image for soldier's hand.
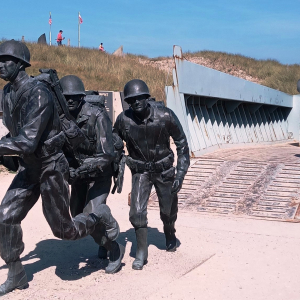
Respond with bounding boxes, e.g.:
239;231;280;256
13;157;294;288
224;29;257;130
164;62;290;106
171;177;184;194
69;167;79;184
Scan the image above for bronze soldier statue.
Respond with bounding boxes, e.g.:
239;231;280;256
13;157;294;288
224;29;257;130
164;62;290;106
0;40;119;295
113;79;190;270
59;75;125;274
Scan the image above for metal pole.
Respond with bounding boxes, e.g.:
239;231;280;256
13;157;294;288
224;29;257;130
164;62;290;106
49;12;52;46
78;12;80;48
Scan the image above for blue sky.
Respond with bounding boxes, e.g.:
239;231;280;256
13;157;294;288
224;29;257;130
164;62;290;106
1;0;299;64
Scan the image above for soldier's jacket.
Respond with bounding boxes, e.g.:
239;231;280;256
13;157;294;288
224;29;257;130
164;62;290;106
0;74;64;162
70;101;115;178
113;103;190;179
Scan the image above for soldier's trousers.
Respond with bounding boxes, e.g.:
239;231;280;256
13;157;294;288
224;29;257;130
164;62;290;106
70;176;112;246
129;167;178;228
0;152;98;264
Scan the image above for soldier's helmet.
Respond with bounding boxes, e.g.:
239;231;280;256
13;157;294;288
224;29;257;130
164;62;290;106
0;39;31;67
123;79;150;102
60;75;86;96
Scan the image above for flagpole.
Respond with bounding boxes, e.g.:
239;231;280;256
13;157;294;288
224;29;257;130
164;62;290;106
78;11;80;48
49;12;52;46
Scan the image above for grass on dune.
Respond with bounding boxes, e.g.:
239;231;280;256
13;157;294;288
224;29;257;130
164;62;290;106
0;41;299;98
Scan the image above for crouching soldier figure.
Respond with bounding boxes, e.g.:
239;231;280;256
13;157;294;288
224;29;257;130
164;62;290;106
0;40;119;296
59;75;125;274
113;79;190;270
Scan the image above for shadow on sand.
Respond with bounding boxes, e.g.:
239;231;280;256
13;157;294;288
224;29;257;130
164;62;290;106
0;227;180;282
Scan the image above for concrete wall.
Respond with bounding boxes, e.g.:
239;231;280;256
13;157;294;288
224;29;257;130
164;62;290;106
166;46;300;157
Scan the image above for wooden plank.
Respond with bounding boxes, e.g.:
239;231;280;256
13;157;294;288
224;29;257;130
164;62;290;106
235;167;264;171
252;207;289;213
268;183;300;188
213;192;242;198
227;175;259;180
250;206;298;219
221;184;249;188
262;196;294;202
266;187;298;192
217;188;245;194
230;171;261;175
198;208;234;214
192;165;220;169
279;171;300;175
208;197;238;204
249;211;287;219
183;180;205;185
265;192;296;197
225;179;252;185
180;185;198;190
276;175;300;179
257;200;290;207
185;173;209;178
206;201;236;208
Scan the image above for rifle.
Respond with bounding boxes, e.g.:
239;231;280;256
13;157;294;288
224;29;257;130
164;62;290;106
111;154;126;194
36;69;89;152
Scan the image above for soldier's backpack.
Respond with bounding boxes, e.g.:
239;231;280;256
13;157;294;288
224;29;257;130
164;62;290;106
84;92;125;193
84;90;106;107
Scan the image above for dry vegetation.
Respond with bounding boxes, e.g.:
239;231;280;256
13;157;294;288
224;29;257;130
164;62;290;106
0;43;170;101
189;51;300;95
0;42;299;98
140;51;300;95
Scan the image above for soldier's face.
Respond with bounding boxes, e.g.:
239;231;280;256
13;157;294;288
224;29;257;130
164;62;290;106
0;56;19;81
128;95;148;113
65;94;83;111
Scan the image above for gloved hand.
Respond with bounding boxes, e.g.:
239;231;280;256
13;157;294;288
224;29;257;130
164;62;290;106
69;167;79;184
171;177;184;194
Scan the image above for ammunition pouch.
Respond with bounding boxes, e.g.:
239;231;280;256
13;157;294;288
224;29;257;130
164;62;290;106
126;153;174;173
41;131;65;158
61;117;88;150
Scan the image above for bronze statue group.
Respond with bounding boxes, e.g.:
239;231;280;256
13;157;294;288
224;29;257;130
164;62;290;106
0;39;190;296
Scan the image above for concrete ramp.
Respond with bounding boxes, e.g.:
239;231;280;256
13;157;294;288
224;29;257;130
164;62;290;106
159;45;300;221
149;143;300;221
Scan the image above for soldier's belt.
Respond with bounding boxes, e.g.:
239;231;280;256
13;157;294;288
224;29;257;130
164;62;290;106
126;153;174;173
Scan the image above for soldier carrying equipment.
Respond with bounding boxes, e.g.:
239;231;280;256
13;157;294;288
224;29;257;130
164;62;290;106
60;74;125;274
35;69;88;154
0;39;120;296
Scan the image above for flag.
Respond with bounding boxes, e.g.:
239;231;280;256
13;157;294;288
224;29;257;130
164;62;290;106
49;13;52;25
79;13;83;24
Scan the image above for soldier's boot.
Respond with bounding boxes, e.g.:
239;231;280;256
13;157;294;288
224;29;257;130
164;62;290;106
98;246;108;259
96;223;108;259
90;204;120;241
105;241;125;274
0;260;28;296
164;223;177;252
132;227;148;270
